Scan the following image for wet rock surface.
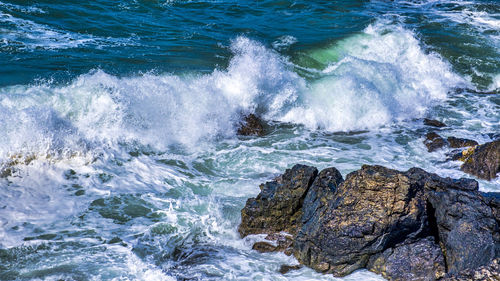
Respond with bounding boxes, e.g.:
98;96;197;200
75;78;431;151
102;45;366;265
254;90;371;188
461;139;500;180
238;164;317;237
425;132;448;152
239;164;500;280
442;258;500;281
367;237;446;281
422;174;499;274
447;136;478;148
295;165;428;276
424;118;447;128
279;264;302;274
237;114;265;136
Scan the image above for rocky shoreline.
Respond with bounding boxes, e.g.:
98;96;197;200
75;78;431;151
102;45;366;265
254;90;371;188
239;161;499;280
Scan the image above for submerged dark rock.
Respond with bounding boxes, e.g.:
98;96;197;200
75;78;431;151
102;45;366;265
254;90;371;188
237;114;265;136
424;118;447;128
461;139;500;180
425;132;448;152
239;164;500;280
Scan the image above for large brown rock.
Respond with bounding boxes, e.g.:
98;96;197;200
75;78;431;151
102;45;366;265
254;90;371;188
461;139;500;180
294;165;429;276
238;164;317;237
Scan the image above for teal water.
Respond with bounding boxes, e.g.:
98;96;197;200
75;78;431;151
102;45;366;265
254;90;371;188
0;0;499;280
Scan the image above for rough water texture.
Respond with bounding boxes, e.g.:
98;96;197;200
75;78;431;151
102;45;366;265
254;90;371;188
0;0;499;280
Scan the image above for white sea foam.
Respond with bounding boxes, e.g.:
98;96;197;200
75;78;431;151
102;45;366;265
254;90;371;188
280;21;465;131
0;20;467;161
0;11;136;50
0;36;303;158
272;35;298;50
0;1;45;14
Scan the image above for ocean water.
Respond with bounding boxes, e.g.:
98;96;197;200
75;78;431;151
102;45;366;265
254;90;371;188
0;0;499;280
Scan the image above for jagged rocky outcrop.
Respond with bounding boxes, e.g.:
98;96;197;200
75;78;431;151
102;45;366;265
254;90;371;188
295;165;429;276
239;164;500;280
237;114;265;136
461;139;500;180
238;164;317;236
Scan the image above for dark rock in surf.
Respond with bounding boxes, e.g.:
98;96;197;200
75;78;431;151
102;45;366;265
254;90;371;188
454;87;500;96
237;114;265;136
447;137;478;148
367;237;446;281
252;241;277;253
279;264;302;274
239;164;500;280
250;233;294;254
294;165;429;276
425;132;448;152
238;164;317;237
461;139;500;180
424;118;447;128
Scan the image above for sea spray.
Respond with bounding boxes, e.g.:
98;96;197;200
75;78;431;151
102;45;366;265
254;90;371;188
281;22;466;131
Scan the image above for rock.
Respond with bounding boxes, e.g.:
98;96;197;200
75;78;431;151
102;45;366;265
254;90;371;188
422;174;499;274
455;87;500;96
264;233;294;252
425;132;448;152
279;264;302;274
424;118;447;128
450;146;477;162
481;192;500;225
301;167;344;226
252;241;277;253
238;164;318;237
237;114;265;136
461;139;500;180
294;165;428;276
442;258;500;281
250;233;294;254
447;137;478;148
240;164;500;279
367;237;446;281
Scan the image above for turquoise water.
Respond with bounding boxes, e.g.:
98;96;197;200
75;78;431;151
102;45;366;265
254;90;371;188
0;0;499;280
